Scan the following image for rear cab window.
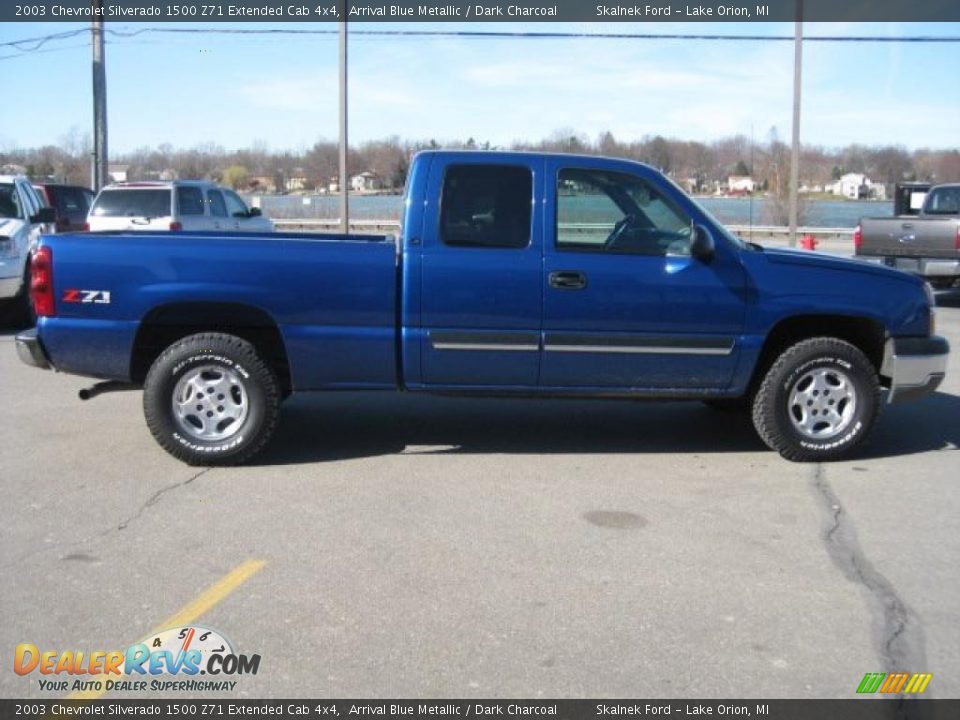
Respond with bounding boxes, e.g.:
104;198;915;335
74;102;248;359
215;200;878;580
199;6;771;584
440;165;532;249
91;189;172;218
925;187;960;215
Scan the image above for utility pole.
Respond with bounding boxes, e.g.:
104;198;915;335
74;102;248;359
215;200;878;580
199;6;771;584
338;11;348;234
788;0;803;247
91;1;108;192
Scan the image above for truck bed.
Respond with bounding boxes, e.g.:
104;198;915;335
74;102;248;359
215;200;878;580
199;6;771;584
38;230;400;390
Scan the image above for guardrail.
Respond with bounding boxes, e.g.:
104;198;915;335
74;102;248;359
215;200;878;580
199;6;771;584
273;219;856;243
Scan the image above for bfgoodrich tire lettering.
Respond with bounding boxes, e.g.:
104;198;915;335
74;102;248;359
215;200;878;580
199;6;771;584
143;333;280;465
752;337;881;462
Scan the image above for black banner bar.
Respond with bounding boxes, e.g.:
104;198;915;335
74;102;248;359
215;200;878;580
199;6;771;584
5;0;960;23
3;700;960;720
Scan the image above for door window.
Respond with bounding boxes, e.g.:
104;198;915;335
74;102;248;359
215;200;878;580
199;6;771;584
207;190;228;218
223;190;249;218
440;165;532;249
177;187;205;216
556;168;693;256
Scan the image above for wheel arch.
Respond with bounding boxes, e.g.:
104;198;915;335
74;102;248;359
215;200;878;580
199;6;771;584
750;314;887;394
130;302;291;396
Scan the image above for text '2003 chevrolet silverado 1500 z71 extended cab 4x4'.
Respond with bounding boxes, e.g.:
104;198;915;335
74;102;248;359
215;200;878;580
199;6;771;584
15;151;950;465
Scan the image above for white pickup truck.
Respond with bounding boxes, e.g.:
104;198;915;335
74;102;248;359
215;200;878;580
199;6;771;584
0;175;55;318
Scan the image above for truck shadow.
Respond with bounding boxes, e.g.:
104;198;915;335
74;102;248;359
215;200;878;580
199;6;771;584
256;390;960;465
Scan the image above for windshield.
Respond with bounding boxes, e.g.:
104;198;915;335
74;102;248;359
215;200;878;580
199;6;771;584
91;189;171;218
659;173;750;250
0;183;22;219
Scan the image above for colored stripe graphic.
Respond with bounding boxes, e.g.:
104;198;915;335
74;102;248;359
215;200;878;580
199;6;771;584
857;673;886;693
857;672;932;694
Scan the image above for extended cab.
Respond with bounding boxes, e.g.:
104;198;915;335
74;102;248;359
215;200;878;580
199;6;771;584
856;183;960;288
15;152;949;465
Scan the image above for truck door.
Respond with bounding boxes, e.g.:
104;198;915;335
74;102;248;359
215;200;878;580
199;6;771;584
541;158;747;390
419;156;544;387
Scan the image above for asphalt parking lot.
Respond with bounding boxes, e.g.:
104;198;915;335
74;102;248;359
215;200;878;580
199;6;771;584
1;294;958;700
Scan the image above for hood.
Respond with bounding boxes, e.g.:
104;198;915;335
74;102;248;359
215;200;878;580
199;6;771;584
761;247;923;286
0;217;26;237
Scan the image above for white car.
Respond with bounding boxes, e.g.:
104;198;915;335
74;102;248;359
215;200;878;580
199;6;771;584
86;180;274;233
1;175;54;307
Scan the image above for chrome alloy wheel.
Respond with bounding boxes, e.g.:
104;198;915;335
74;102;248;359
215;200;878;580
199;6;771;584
171;364;249;442
787;367;857;440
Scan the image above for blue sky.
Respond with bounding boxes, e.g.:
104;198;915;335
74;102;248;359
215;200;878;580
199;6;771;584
1;21;958;153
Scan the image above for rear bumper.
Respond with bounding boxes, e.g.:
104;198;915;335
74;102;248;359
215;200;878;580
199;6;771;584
859;255;960;280
15;329;52;370
881;335;949;403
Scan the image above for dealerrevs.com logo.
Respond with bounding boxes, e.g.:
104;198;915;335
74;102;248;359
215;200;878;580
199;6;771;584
14;626;260;693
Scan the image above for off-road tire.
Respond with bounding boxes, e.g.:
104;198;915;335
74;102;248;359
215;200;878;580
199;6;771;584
143;333;280;466
752;337;881;462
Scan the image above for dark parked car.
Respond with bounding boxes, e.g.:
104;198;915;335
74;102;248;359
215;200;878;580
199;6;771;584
32;183;95;233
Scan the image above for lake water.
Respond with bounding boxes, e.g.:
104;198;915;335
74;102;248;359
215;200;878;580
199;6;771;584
251;194;893;229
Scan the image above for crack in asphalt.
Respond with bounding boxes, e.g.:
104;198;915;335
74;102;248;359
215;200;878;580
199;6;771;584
810;464;928;686
3;468;212;570
116;468;211;531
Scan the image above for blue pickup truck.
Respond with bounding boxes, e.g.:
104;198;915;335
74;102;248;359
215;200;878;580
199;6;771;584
15;151;949;465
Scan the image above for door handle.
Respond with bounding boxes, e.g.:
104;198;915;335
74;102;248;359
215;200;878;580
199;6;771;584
549;271;587;290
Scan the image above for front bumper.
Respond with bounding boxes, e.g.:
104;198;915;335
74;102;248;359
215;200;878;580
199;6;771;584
881;335;949;403
15;328;52;370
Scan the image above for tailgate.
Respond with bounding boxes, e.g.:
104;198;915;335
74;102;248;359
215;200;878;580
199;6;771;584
859;217;959;258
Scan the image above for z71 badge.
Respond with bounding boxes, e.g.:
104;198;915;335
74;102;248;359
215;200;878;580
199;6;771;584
63;289;111;304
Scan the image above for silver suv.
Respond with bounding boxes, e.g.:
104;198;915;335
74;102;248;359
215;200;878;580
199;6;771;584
87;180;274;233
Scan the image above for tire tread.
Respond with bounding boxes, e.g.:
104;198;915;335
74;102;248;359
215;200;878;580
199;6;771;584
143;332;280;466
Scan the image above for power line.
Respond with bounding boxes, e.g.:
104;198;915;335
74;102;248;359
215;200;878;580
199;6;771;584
3;25;958;61
108;27;960;42
4;26;960;51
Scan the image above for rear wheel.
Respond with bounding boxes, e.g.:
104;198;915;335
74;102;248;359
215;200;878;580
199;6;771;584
143;333;280;465
752;337;880;462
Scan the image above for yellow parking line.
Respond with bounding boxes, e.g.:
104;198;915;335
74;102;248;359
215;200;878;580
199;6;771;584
66;559;266;701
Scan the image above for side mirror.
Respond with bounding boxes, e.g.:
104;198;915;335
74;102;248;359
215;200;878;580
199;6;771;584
31;207;57;225
248;207;262;218
691;224;715;262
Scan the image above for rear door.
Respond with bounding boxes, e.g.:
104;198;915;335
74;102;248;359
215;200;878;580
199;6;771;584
206;189;229;231
175;186;210;231
418;156;544;387
540;158;747;390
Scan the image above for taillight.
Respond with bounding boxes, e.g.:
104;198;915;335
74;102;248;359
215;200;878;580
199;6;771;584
169;221;182;231
82;222;90;231
31;246;55;317
955;225;960;251
853;224;862;251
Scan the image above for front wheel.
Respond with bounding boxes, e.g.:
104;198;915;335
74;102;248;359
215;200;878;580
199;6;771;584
752;337;881;462
143;333;280;465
